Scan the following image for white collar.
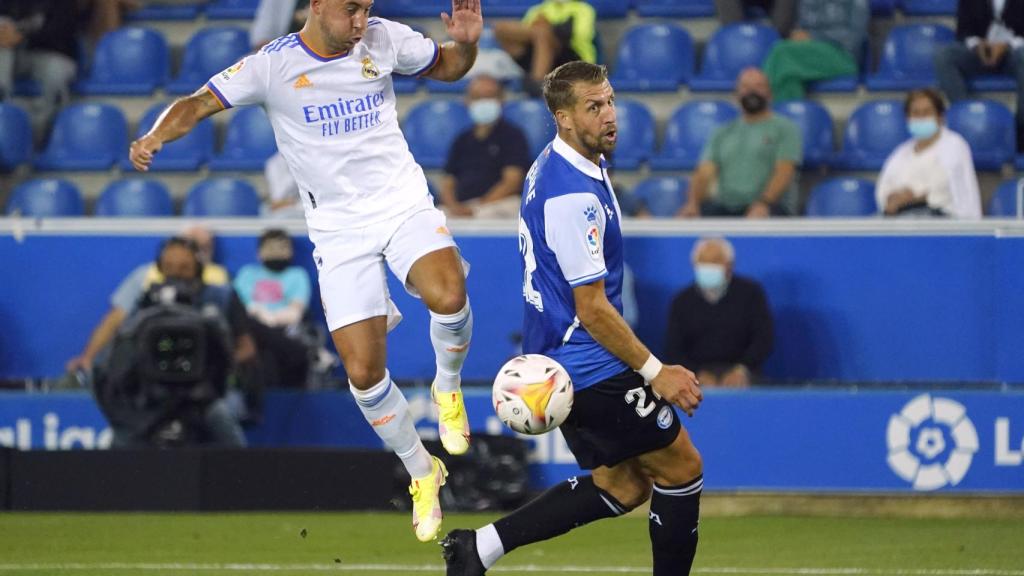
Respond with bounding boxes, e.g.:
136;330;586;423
552;135;605;181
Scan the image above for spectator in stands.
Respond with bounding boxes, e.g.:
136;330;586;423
233;229;312;388
664;237;773;388
679;68;802;218
97;236;247;448
251;0;308;49
495;0;596;95
66;226;229;374
876;88;982;219
439;75;531;218
761;0;867;101
715;0;797;38
262;152;304;218
934;0;1024;152
0;0;79;132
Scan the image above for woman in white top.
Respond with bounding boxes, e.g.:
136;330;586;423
876;88;982;219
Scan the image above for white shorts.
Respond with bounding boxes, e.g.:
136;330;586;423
310;197;464;332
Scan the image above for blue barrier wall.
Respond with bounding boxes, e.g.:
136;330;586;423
1;223;1022;383
3;389;1022;493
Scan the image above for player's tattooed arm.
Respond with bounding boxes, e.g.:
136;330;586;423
425;0;481;81
129;88;224;172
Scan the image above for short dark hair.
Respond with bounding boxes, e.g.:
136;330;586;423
542;61;609;115
904;88;946;116
258;228;291;247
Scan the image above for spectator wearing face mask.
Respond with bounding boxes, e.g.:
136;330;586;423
876;88;981;219
663;237;774;388
440;75;531;219
679;68;802;218
233;229;313;388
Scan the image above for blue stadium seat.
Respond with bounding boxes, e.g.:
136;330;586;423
636;0;715;17
6;179;83;217
374;0;448;18
35;104;128;171
121;103;214;171
968;75;1018;92
503;99;556;159
634;177;689;217
206;0;259;19
393;74;420;94
403;99;472;169
1017;154;1024;170
167;27;250;95
607;99;656;170
184;178;261;217
210;107;278;171
96;179;174;217
988;179;1023;217
808;40;868;93
0;103;31;170
589;0;631;18
691;24;779;92
866;24;956;91
426;78;471;94
946;99;1016;171
831;100;908;171
611;24;693;92
870;0;896;15
485;0;535;17
650;100;738;171
806;178;877;217
899;0;957;15
75;27;168;95
126;2;202;20
772;100;834;169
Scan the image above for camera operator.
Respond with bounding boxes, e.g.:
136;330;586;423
93;237;258;447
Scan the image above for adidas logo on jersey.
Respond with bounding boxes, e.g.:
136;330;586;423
293;74;313;89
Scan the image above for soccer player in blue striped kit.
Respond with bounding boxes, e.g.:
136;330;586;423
442;61;705;575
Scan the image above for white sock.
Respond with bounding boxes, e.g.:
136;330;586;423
429;299;473;393
350;371;433;479
475;524;504;569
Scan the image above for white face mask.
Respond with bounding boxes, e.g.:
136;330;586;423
468;99;501;125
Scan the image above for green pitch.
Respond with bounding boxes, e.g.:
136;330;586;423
0;512;1021;575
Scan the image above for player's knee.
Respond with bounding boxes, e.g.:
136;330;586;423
429;289;467;316
669;447;703;485
345;363;386;390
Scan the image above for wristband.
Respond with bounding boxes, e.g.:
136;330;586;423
637;354;663;382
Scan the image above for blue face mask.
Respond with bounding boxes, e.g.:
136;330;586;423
907;118;939;140
694;264;727;292
468;99;501;126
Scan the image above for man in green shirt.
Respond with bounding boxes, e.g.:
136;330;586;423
679;68;802;218
495;0;596;91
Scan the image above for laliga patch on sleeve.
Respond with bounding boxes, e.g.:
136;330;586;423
220;59;246;81
583;205;601;258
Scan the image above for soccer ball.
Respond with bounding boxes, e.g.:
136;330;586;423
492;354;574;435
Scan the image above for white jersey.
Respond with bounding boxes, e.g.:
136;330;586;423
206;18;440;230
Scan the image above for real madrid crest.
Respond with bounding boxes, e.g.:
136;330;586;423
361;56;380;80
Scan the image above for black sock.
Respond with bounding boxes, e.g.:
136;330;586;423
493;475;625;554
649;474;702;576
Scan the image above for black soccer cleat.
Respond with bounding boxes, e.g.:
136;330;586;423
440;529;487;576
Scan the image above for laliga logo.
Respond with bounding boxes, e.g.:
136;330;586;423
886;394;979;491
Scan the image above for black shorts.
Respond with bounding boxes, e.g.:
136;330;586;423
514;20;581;72
559;369;681;470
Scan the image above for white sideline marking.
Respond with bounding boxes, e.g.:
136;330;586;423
0;564;1022;575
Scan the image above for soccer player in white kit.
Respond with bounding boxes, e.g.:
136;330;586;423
129;0;483;542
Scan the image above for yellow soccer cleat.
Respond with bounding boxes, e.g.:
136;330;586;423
410;456;448;542
433;385;471;456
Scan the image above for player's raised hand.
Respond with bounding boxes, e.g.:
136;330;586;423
651;364;703;417
129;134;163;172
441;0;482;45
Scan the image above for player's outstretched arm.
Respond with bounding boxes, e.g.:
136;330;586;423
129;87;225;172
425;0;481;82
573;281;703;416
